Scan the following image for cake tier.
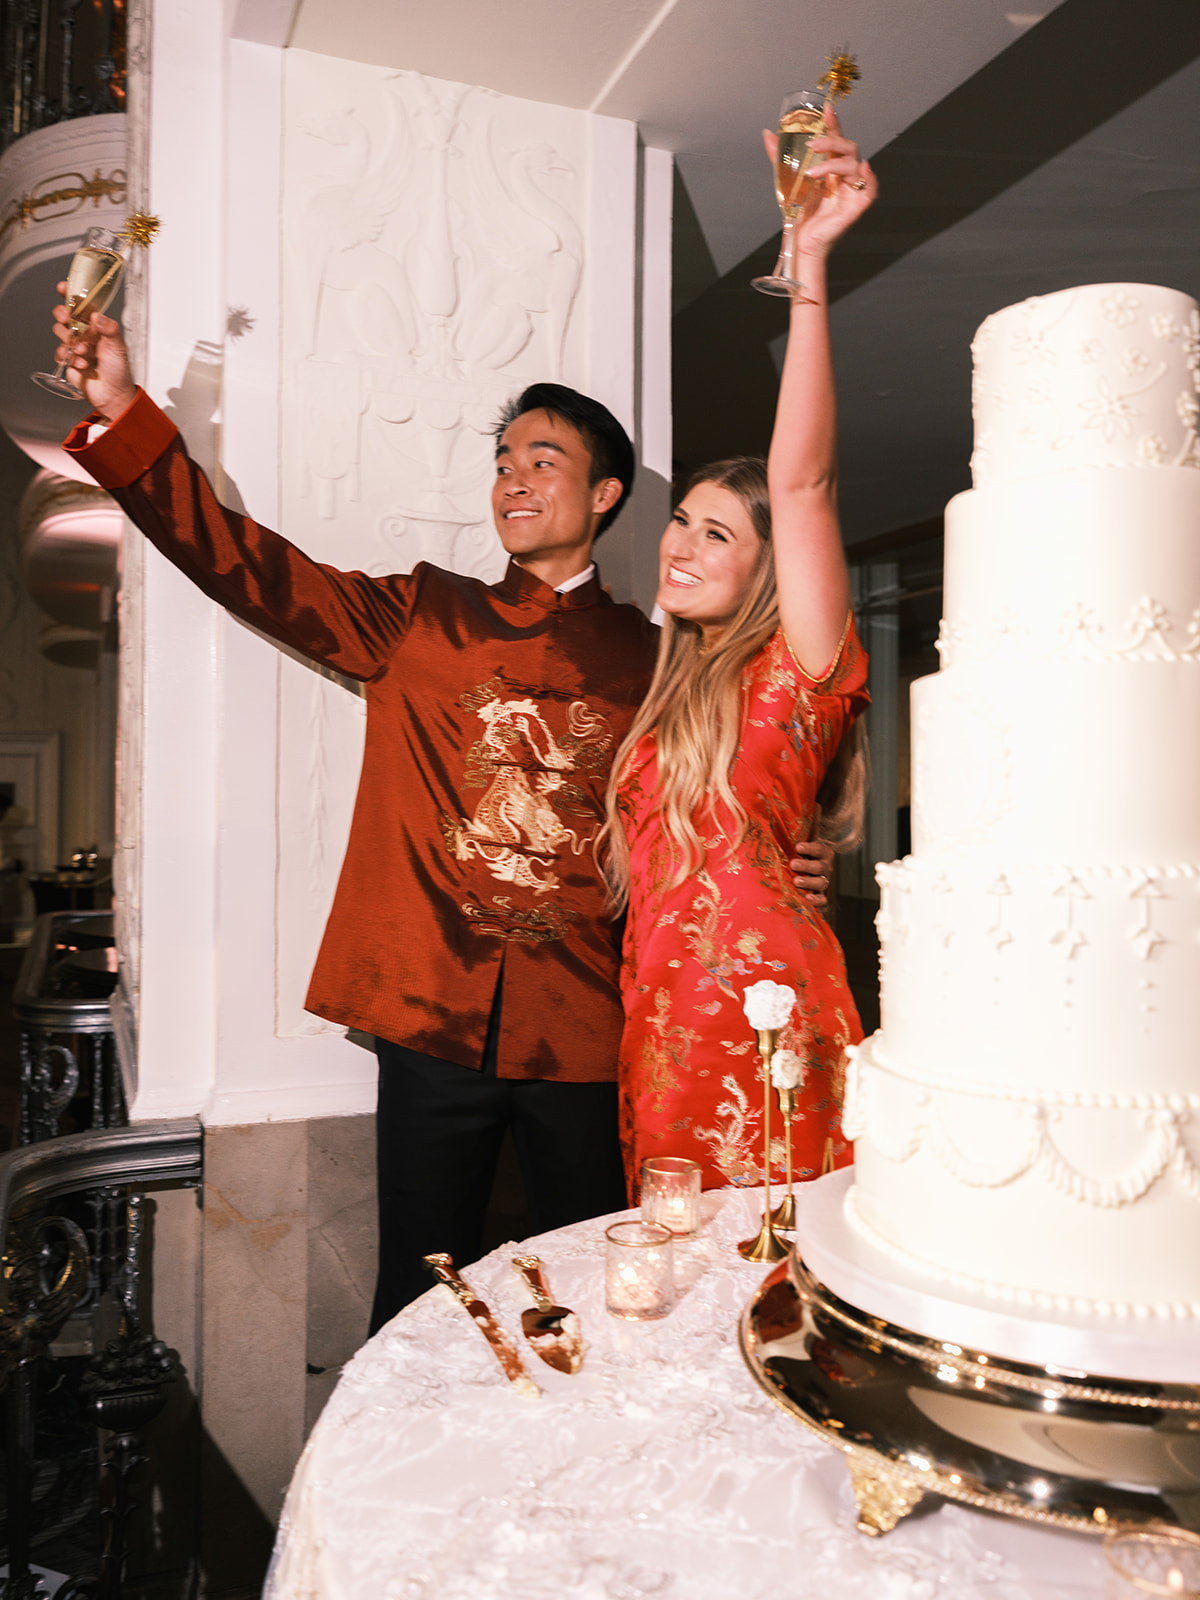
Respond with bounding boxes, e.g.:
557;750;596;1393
845;1034;1200;1318
915;467;1200;865
939;467;1200;675
969;283;1199;487
910;658;1200;864
875;857;1200;1103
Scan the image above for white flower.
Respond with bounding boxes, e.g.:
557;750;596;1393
1150;313;1179;342
1178;391;1200;430
770;1049;805;1091
1137;434;1168;465
1025;378;1050;405
1121;346;1151;376
1101;291;1140;328
1080;378;1138;442
1079;339;1101;364
742;979;796;1031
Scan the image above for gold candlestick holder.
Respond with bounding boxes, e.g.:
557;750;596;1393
738;1029;792;1262
771;1084;797;1231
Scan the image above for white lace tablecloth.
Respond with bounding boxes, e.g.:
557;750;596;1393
266;1188;1106;1600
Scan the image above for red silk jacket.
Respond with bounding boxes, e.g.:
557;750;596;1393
65;391;659;1081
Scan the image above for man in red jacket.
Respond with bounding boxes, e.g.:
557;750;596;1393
53;302;836;1328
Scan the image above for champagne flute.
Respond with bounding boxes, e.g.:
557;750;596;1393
32;225;129;399
752;88;827;298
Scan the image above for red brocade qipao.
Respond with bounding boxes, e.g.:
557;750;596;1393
616;623;869;1193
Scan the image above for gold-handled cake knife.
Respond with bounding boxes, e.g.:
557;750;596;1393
423;1253;541;1398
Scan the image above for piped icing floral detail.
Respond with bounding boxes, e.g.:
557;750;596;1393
1183;309;1200;374
1009;326;1055;364
972;287;1198;477
1137;433;1169;464
1063;595;1200;662
1079;376;1139;441
1100;290;1140;327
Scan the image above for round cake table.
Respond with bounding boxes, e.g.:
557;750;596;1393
265;1188;1106;1599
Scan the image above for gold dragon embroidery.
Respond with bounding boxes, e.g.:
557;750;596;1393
443;681;612;897
459;897;579;945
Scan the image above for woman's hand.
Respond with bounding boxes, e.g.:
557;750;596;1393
50;289;138;421
762;101;876;262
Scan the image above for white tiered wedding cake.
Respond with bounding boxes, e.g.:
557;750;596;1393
843;283;1200;1325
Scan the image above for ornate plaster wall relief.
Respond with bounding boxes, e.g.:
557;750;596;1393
276;55;597;1035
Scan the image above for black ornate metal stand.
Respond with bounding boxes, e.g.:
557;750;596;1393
2;1213;90;1597
740;1256;1200;1537
0;1124;202;1598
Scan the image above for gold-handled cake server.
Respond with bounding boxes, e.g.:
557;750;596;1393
512;1254;585;1374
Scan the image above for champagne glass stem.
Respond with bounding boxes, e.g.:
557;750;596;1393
752;212;806;299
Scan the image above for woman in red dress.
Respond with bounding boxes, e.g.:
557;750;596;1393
604;114;875;1195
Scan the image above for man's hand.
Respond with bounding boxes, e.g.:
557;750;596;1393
791;837;835;908
50;288;138;421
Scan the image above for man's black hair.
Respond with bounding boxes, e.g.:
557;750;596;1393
494;382;635;538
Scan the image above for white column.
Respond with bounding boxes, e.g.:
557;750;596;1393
125;0;227;1117
633;143;673;614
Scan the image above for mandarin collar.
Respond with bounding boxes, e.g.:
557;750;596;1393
498;558;606;610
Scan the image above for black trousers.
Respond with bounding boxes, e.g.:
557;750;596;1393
369;993;627;1334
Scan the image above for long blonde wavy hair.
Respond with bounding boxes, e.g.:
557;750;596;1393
601;457;868;912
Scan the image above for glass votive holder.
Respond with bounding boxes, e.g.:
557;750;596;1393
641;1156;702;1238
605;1220;675;1321
1104;1523;1200;1598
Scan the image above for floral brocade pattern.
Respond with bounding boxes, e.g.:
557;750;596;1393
617;625;869;1194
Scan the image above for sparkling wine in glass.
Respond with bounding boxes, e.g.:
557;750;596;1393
32;226;128;399
752;88;827;298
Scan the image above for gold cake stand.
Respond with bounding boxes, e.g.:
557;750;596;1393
739;1256;1200;1537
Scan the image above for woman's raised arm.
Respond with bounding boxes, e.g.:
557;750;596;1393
767;110;876;678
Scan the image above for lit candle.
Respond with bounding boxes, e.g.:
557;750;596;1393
605;1221;675;1321
640;1157;702;1238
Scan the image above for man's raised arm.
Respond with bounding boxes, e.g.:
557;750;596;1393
52;299;414;682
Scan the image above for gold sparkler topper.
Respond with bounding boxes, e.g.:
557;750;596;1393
119;211;161;249
817;48;860;101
